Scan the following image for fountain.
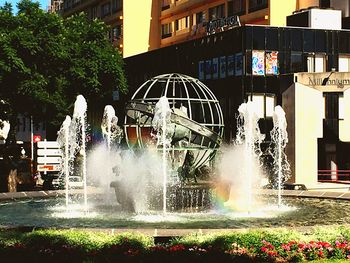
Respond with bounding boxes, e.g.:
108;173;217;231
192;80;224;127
0;74;346;232
151;96;173;214
270;106;290;207
57;115;71;207
57;95;88;211
101;105;123;150
222;101;264;212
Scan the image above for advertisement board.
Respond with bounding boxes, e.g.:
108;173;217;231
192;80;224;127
266;51;278;75
252;50;265;76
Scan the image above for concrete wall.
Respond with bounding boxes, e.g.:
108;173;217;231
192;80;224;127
339;88;350;142
283;83;296;183
270;0;297;26
283;82;323;187
124;0;159;57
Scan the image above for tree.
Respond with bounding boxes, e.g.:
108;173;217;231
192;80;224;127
0;0;127;140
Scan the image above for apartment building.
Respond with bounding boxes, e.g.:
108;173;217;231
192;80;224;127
60;0;350;57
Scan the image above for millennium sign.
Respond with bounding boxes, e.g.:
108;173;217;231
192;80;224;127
308;77;350;88
206;16;240;34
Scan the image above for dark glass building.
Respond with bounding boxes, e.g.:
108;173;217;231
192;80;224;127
124;24;350;141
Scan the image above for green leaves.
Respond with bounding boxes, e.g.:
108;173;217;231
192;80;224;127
0;0;127;130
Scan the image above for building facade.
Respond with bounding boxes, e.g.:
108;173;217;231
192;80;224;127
60;0;350;57
123;21;350;187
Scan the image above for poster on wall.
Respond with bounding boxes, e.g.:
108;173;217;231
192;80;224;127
219;56;226;78
205;60;212;80
252;50;265;76
235;53;243;76
227;55;235;76
212;58;219;79
265;51;278;75
198;61;205;80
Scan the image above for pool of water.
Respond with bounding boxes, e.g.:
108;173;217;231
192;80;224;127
0;196;348;229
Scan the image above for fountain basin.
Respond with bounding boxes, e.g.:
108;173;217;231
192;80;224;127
0;190;350;229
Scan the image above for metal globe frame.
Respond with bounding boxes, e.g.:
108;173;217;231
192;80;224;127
124;73;224;169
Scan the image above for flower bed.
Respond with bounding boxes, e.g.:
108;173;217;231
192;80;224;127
1;227;350;262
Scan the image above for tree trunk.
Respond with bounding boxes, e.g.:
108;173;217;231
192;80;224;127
8;169;17;192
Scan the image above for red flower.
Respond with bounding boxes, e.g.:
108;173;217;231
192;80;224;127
261;247;268;253
169;244;186;252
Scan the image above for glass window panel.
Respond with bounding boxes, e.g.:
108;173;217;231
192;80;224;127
232;0;246;15
307;56;314;72
266;96;275;117
339;56;350;72
303;30;314;52
249;0;268;12
161;23;172;38
251;95;264;119
176;16;189;31
291;30;302;51
339;32;350;53
315;30;326;52
315;55;325;73
252;27;265;50
266;28;278;50
245;26;253;49
291;52;303;72
209;4;225;20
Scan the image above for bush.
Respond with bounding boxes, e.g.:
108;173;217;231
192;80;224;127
1;227;350;262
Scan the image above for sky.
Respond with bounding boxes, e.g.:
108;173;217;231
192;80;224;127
0;0;48;13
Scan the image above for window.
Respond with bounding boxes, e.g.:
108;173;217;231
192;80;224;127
315;55;325;72
161;23;172;38
195;12;204;24
231;0;246;15
266;28;278;50
101;2;111;18
339;55;350;72
307;54;326;73
249;0;268;13
291;30;302;51
113;25;122;40
209;4;225;21
250;94;276;119
291;52;303;72
175;16;189;31
303;30;315;52
112;0;122;12
161;0;171;10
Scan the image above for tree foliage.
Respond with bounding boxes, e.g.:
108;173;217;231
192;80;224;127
0;0;127;129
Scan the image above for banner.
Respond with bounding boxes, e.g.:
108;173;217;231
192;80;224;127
205;60;212;80
252;50;265;76
198;61;205;80
212;58;219;79
219;56;226;78
265;51;278;75
235;53;243;76
227;55;235;76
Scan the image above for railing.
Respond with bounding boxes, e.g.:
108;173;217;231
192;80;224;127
318;170;350;183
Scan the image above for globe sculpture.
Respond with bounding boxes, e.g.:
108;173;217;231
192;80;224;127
112;73;224;211
124;73;224;172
